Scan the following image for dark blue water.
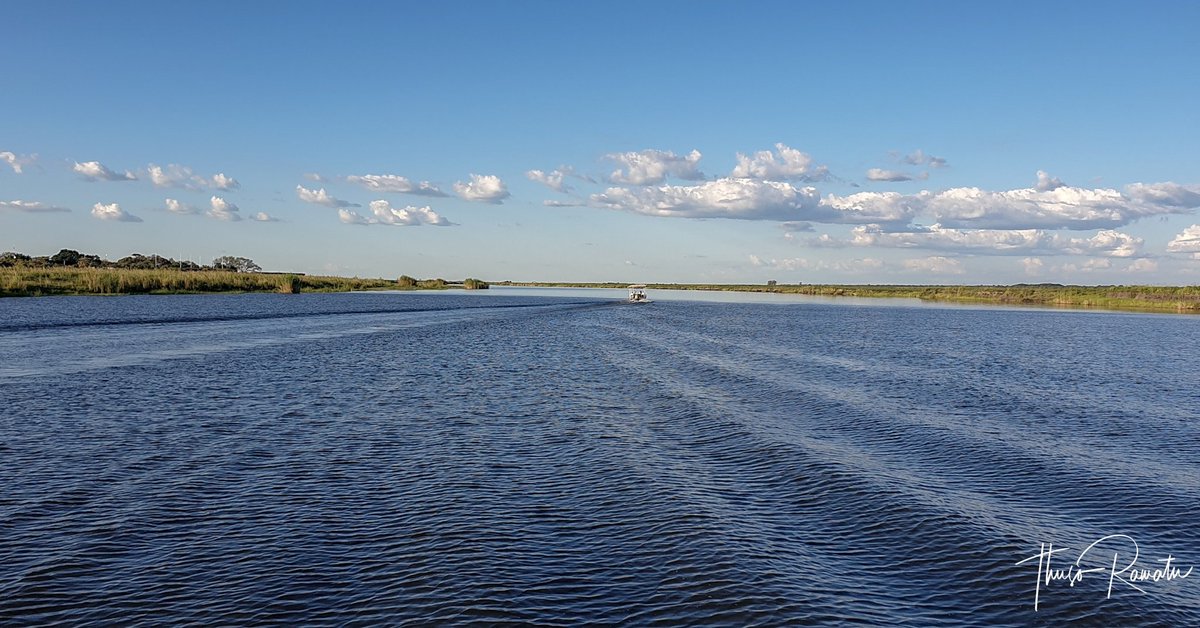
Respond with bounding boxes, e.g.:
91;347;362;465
2;290;1198;626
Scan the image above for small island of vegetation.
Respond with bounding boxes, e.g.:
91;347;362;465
0;249;488;298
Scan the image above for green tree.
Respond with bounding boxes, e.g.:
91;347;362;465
0;252;31;267
49;249;82;266
212;256;262;273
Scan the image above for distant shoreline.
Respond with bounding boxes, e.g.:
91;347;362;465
498;281;1200;314
0;267;486;298
4;269;1197;314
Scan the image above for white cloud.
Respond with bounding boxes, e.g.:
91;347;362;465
338;208;371;225
251;212;279;222
830;176;1200;230
902;149;947;168
91;202;142;223
607;149;704;185
588;163;1199;231
339;200;452;227
731;143;826;181
74;161;137;181
370;200;450;226
147;164;239;190
0;200;70;213
296;185;358;208
164;198;200;215
818;224;1144;257
0;151;35;174
818;191;922;224
866;168;920;182
1021;257;1044;276
1035;170;1065;192
1124;182;1200;208
211;173;239;190
749;254;884;273
1060;258;1113;273
526;168;570;192
903;256;965;275
591;180;917;224
303;172;327;182
927;186;1146;229
208;196;242;221
344;174;447;197
1127;258;1158;272
592;178;821;221
544;199;585;207
454;174;510;204
1167;224;1200;259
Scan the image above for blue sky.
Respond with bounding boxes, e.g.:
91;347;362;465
3;1;1199;283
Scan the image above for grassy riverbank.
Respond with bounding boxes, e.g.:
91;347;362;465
0;267;438;297
500;281;1200;313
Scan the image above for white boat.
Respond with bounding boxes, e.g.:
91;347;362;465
627;284;652;303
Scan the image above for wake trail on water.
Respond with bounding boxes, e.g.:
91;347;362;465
0;299;615;333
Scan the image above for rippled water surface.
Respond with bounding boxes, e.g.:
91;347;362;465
2;290;1198;625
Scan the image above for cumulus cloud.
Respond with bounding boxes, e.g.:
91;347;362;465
339;200;452;226
591;179;921;224
903;256;965;275
607;149;704;185
296;184;359;208
1021;257;1044;276
903;149;947;168
164;198;200;215
1124;182;1200;208
1;200;70;213
208;196;242;221
91;202;142;223
816;224;1143;257
344;174;447;197
828;176;1200;230
592;178;820;221
148;164;239;190
0;151;35;174
866;168;923;182
818;191;922;224
731;143;827;181
544;199;586;207
303;172;327;182
526;168;571;193
1035;170;1065;192
926;183;1191;230
749;254;884;273
1059;258;1113;273
454;174;510;204
74;161;137;181
1127;258;1158;272
211;173;239;190
338;208;371;225
251;212;279;222
1167;224;1200;259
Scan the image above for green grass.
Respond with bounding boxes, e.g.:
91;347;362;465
498;281;1200;313
0;267;410;297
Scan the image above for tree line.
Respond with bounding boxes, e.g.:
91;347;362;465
1;249;261;272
